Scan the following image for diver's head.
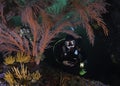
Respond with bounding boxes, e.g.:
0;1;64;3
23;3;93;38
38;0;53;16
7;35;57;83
65;35;76;50
65;40;75;49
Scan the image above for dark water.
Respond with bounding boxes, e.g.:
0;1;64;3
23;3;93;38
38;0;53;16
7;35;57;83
44;46;120;86
43;29;120;86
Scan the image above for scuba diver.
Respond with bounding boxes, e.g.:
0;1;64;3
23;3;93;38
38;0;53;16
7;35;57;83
54;34;87;75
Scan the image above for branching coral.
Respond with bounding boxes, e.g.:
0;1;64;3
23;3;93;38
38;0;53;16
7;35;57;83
0;0;108;64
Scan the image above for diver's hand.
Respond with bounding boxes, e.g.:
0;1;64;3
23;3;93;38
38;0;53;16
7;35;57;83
64;53;67;56
62;60;75;67
80;62;84;68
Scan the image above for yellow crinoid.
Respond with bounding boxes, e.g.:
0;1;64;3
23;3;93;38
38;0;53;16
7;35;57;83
31;70;41;81
4;56;15;65
12;64;30;80
4;71;16;85
16;52;31;63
